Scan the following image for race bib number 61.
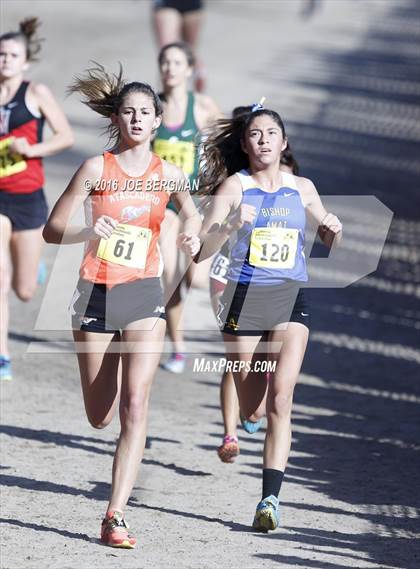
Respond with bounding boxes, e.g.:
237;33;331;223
249;227;299;269
96;223;152;269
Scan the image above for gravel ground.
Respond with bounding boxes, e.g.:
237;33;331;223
1;1;419;568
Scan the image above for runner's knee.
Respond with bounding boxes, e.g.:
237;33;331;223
269;391;293;420
13;281;36;302
238;409;264;423
120;393;149;428
86;412;113;430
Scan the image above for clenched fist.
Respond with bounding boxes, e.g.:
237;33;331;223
321;213;342;235
222;203;257;233
177;232;201;257
9;137;33;158
89;215;118;240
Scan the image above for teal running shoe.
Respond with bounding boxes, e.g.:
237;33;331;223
0;356;12;381
240;415;262;434
252;495;280;532
37;261;47;285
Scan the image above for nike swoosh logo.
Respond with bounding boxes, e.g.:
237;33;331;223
283;192;295;197
181;129;194;137
301;312;309;316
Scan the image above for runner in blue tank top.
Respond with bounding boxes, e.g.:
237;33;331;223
198;104;342;532
209;104;302;464
228;166;307;286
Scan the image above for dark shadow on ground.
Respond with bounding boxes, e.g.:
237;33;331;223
140;503;253;533
0;473;138;508
0;518;90;543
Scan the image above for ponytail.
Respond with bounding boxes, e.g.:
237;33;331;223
68;62;163;146
0;17;43;61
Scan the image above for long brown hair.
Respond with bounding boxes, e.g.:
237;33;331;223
198;109;287;195
0;17;43;61
281;143;299;175
67;63;163;146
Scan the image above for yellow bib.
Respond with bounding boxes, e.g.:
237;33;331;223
96;223;152;270
153;139;195;175
249;227;299;269
0;137;27;178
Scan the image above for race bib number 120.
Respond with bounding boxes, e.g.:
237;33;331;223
249;227;299;269
96;223;152;269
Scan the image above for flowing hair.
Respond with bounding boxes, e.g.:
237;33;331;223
281;143;299;175
0;17;44;61
67;62;163;146
198;109;287;195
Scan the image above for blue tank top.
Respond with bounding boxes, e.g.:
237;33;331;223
227;169;308;286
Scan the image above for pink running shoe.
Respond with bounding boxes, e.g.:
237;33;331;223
100;510;136;549
217;435;240;463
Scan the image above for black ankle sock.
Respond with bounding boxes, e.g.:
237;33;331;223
262;468;284;500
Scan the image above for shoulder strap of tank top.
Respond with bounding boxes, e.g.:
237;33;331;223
11;81;29;104
185;91;197;130
281;171;298;190
102;151;114;165
235;169;256;192
100;151;114;178
147;152;162;174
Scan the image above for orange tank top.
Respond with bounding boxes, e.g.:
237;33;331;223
79;151;169;286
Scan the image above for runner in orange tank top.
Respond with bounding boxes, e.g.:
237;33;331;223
43;64;201;549
79;150;168;286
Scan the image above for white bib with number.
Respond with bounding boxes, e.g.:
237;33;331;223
0;137;27;178
249;227;299;269
96;223;152;270
209;252;229;282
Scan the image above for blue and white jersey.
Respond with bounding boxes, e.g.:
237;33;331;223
227;169;308;285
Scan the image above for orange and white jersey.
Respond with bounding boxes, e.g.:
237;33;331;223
80;151;169;286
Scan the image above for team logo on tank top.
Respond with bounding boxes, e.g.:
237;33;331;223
121;205;151;222
0;107;12;135
0;104;27;176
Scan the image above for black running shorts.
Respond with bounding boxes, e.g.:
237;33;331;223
0;188;48;230
71;277;166;333
218;280;310;336
153;0;203;14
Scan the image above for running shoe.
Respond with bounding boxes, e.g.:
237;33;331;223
217;435;240;463
160;352;186;374
100;510;136;549
0;356;12;381
37;261;47;285
252;495;280;532
240;415;262;434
